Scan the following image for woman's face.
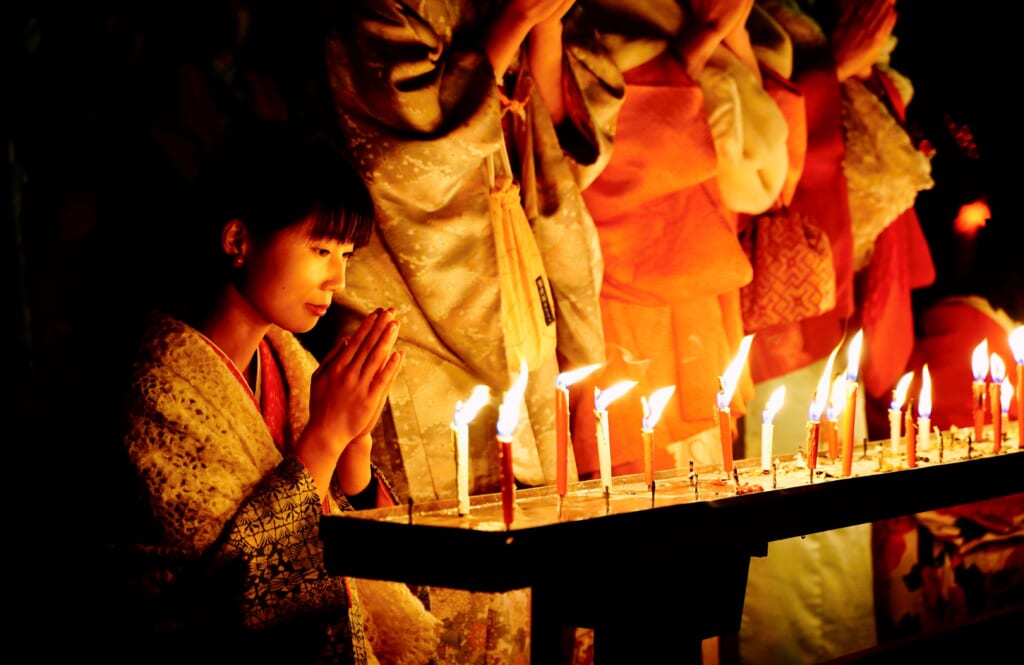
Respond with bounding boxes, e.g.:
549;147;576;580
239;218;354;333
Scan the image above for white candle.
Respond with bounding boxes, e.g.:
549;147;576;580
594;381;637;494
917;364;932;454
761;386;786;472
889;372;914;455
451;385;489;516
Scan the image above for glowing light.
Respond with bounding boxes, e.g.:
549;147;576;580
1010;326;1024;365
809;344;840;422
557;364;601;390
891;372;914;411
918;364;932;419
641;386;676;432
952;199;990;238
845;330;864;382
972;340;990;381
453;385;490;428
595;381;638;412
762;385;786;424
496;361;529;439
826;375;846;421
990;353;1007;383
717;334;754;409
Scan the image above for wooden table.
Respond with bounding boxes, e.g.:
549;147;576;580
321;447;1024;664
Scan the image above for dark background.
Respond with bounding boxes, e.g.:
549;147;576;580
6;0;1019;645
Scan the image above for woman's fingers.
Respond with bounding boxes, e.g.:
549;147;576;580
347;310;399;376
323;308;395;374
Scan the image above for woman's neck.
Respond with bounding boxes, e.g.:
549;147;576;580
199;287;271;384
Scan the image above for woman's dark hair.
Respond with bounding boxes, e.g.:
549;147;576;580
161;121;376;321
200;122;376;247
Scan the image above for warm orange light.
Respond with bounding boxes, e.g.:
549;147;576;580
953;199;990;238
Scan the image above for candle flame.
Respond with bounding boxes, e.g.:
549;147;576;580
990;353;1007;382
1010;326;1024;364
497;361;529;438
891;371;914;410
557;363;601;389
972;339;989;380
453;385;490;428
717;334;754;409
918;364;932;419
826;375;846;420
641;385;675;431
809;344;840;422
845;329;864;381
762;385;786;424
595;380;638;412
1002;381;1014;413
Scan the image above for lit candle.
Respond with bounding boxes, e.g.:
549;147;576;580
841;330;863;477
594;380;637;495
1001;381;1014;446
641;386;676;489
717;334;755;474
972;339;989;443
761;386;786;472
496;362;529;529
889;372;914;456
905;397;916;468
805;411;821;482
990;353;1006;451
806;346;839;478
1010;326;1024;448
824;375;846;463
451;385;489;516
556;364;601;497
917;364;932;458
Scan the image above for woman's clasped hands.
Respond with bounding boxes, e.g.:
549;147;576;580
300;307;403;498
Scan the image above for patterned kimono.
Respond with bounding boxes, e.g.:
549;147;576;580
323;0;623;502
114;311;438;665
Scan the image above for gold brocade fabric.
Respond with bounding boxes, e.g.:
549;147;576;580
120;312;440;664
325;0;623;502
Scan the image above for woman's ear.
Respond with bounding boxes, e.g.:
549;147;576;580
222;219;250;267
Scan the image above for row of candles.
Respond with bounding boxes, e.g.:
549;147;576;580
451;325;1024;527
